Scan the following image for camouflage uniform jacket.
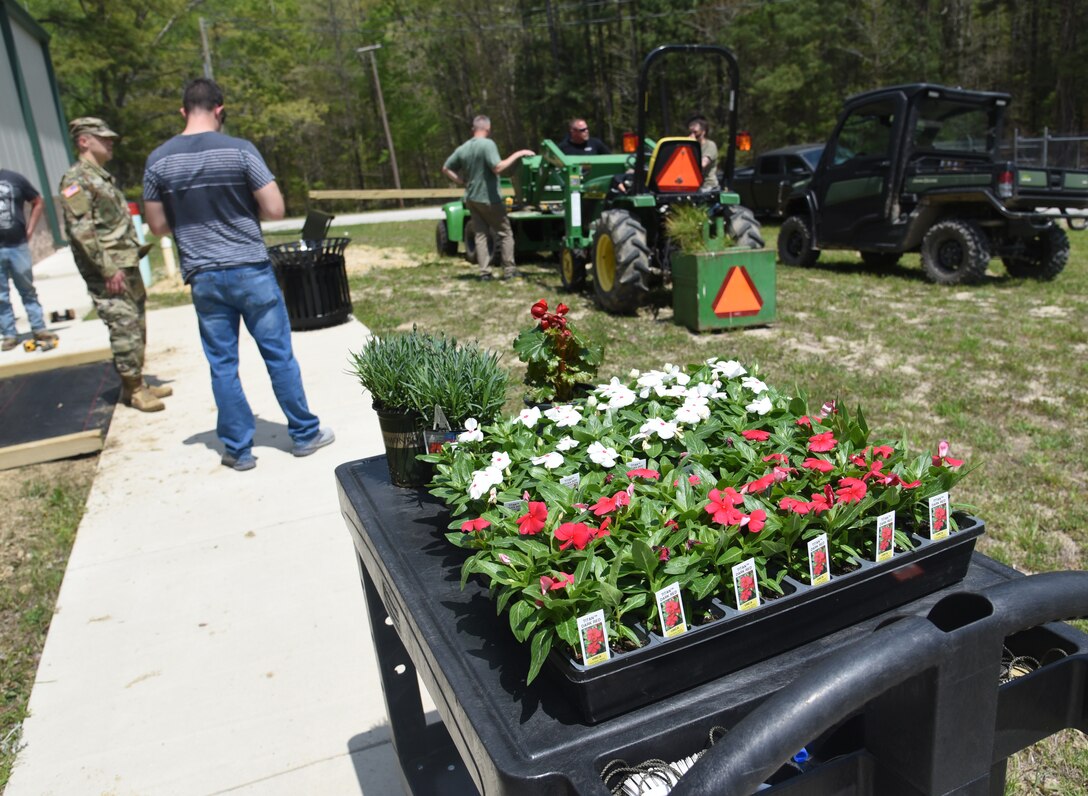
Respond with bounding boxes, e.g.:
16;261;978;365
58;159;140;293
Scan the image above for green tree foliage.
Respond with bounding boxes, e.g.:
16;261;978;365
28;0;1088;212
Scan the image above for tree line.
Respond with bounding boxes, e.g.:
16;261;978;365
30;0;1088;213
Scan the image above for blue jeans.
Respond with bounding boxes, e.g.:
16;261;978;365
0;243;46;338
190;263;320;458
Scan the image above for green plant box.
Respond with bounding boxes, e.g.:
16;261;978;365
671;248;776;332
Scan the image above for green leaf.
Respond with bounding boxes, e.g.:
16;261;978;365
630;539;658;576
526;629;554;685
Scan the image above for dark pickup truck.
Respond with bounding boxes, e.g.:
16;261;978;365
776;84;1088;283
731;144;823;218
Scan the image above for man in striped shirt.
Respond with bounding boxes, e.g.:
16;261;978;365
143;78;334;471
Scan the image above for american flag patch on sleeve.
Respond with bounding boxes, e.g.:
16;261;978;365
63;183;82;198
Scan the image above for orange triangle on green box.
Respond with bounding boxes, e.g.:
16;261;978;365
712;266;763;317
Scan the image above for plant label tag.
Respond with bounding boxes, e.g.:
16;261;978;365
807;533;831;586
929;492;950;540
503;499;526;513
560;473;581;490
655;581;688;638
626;458;646;471
577;609;610;667
876;511;896;562
732;558;761;611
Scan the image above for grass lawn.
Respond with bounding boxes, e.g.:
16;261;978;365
4;215;1085;792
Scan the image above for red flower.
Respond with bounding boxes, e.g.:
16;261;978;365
597;516;612;538
802;457;835;473
585;625;605;657
780;496;812;515
836;477;867;504
742;429;770;442
932;440;964;467
530;299;548;319
860;460;886;481
879;526;893;551
872;445;894;459
460;517;490;533
556;303;569;315
738;574;755;603
626;468;661;480
820;400;837;417
590;489;631;516
796;415;812;428
539;571;574;595
762;453;790;465
813;549;827;577
657;546;670;561
742;472;775;494
705;488;745;525
808;485;835;513
664;599;682;627
516;501;548;535
808;432;837;452
555;522;594;550
745;509;767;533
933;506;947;533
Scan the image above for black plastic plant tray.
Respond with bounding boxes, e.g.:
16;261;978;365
548;514;985;724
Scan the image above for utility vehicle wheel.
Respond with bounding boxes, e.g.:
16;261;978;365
725;206;764;248
435;220;458;257
920;220;989;285
560;247;587;292
592;210;650;314
860;251;901;269
777;216;819;267
1001;224;1069;281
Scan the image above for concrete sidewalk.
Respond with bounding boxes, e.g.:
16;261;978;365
5;254;425;794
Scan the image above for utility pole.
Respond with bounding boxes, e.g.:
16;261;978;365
199;17;214;80
356;44;403;207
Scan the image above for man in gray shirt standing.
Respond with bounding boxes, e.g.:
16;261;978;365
442;116;533;281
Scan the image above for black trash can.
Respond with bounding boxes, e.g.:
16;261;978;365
268;238;353;331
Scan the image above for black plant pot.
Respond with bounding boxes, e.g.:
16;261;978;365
374;406;428;487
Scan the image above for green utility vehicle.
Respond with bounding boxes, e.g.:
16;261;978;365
437;44;765;314
776;84;1088;284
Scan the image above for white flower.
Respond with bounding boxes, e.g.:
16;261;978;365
531;451;565;469
588;441;619;468
662;384;689;398
457;418;483;442
711;359;747;379
596;377;637;410
742;376;768;394
515;406;542;428
746;395;773;415
637;370;667;389
674;396;710;424
629;368;641;378
687;382;715;399
555;436;578;451
635;417;680;440
544;404;583;428
585;394;598;408
468;465;503;499
490;451;511;469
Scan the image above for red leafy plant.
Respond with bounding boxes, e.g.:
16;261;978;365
513;299;603;403
423;358;972;684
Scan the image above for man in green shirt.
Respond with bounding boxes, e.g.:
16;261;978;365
442;115;534;280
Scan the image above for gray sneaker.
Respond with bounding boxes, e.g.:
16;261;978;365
1;337;17;352
293;427;335;457
221;451;257;471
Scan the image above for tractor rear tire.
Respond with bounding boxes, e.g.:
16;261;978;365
1001;224;1069;281
725;206;764;248
777;216;820;267
592;210;650;314
436;220;458;257
860;251;901;269
921;220;989;285
560;247;587;292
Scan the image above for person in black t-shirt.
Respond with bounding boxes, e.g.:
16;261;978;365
557;118;611;156
0;169;56;351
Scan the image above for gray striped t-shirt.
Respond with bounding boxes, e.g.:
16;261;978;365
143;132;274;282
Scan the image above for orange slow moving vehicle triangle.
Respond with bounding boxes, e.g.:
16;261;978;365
712;266;763;317
655;145;702;191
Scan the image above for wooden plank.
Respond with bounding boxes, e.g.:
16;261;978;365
0;347;113;379
0;429;104;471
309;188;513;201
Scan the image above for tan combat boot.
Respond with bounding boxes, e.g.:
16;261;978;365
145;381;173;399
120;375;165;412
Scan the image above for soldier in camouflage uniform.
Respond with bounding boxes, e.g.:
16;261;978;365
58;117;170;412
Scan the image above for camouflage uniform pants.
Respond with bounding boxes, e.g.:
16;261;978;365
90;267;146;379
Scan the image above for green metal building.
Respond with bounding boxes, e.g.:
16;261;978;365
1;0;69;246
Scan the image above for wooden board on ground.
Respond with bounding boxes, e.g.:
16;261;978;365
0;361;118;470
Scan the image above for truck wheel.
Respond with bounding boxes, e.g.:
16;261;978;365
726;206;764;249
435;221;458;257
1002;224;1069;281
921;220;989;285
860;251;901;269
592;210;650;314
777;216;820;267
560;247;587;292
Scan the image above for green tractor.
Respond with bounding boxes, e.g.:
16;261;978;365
437;44;766;315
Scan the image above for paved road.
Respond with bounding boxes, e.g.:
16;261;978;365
262;205;444;233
